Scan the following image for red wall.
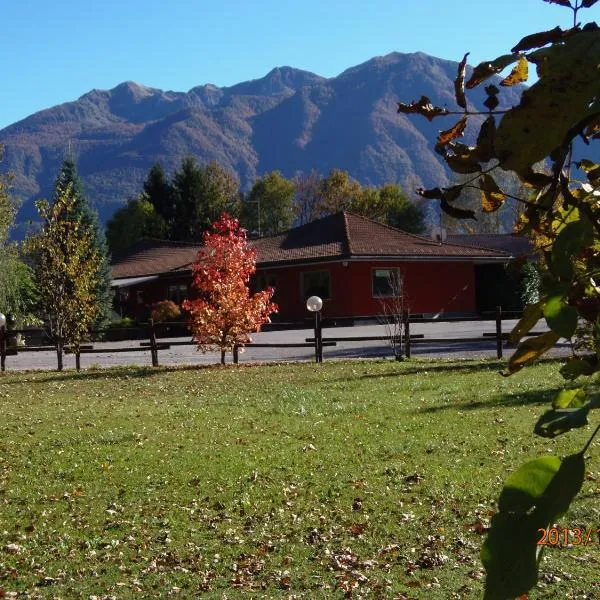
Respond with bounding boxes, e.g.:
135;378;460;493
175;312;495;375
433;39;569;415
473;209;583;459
119;260;477;322
256;260;477;321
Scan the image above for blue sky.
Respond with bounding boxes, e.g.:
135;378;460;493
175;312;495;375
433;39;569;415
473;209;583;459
0;0;593;129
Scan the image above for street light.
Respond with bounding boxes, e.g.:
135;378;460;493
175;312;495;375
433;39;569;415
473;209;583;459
306;296;323;363
0;312;6;372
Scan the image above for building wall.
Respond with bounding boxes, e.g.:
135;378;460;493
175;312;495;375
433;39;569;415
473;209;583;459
256;260;477;321
117;260;479;322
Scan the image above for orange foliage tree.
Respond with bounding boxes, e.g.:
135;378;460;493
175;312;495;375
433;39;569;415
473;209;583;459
183;213;277;364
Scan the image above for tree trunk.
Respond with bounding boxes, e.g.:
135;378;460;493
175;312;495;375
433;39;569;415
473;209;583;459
56;338;64;371
220;349;226;365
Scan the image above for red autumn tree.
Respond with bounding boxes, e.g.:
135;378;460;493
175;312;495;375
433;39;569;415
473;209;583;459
183;213;277;364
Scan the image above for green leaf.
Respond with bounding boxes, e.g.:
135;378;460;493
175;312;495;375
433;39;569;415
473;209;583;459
551;219;594;279
553;387;586;409
509;302;543;345
483;453;585;598
543;295;578;338
534;406;590;437
506;330;560;374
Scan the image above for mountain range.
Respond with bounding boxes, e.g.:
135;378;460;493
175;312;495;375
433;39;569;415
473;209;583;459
0;52;524;231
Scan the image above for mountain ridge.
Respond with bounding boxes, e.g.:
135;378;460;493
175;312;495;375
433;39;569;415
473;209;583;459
0;52;523;230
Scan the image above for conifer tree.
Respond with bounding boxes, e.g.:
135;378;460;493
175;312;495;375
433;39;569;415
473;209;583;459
53;158;113;327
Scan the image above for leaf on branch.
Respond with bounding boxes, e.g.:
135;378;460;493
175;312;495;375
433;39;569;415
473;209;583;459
476;116;496;162
583;116;600;140
500;56;529;86
482;453;585;598
581;0;598;7
521;169;554;188
440;198;476;220
483;86;500;112
445;153;482;174
466;55;519;89
505;331;561;374
551;219;594;279
416;185;462;202
553;387;586;409
509;302;543;345
576;159;600;187
454;52;469;109
542;0;572;7
534;407;590;437
497;30;600;176
511;26;565;53
436;117;468;150
480;174;506;212
543;295;578;338
397;96;449;121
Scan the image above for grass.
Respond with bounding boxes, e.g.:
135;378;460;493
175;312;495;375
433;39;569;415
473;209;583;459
0;358;598;599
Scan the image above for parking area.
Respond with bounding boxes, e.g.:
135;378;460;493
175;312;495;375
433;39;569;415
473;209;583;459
1;319;570;372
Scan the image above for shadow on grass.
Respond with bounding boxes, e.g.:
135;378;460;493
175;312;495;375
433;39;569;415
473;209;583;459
419;386;560;414
0;363;223;385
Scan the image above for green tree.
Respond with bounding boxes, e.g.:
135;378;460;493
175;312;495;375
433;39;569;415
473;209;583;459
398;3;600;596
171;158;240;241
106;194;167;255
319;169;362;216
0;146;38;325
241;171;295;236
53;159;113;327
143;162;174;233
26;183;101;370
351;183;426;234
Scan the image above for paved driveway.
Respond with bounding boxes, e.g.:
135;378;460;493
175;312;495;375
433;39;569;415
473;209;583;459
2;319;568;372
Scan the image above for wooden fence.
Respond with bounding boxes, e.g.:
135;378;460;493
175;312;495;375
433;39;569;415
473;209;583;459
0;307;547;372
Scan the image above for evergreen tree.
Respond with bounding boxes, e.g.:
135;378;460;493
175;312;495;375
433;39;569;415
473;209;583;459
143;162;174;234
53;159;113;327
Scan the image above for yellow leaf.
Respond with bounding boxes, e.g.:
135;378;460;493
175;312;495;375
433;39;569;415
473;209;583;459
480;174;506;212
507;331;561;374
500;56;529;86
509;302;544;345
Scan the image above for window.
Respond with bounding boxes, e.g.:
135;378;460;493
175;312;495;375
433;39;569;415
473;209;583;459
372;268;401;298
167;284;188;304
302;270;331;300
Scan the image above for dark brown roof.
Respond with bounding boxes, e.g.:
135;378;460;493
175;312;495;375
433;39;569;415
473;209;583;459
111;213;512;279
446;233;534;257
110;239;202;279
252;213;511;266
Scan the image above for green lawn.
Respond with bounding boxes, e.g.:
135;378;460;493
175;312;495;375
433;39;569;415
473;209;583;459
0;359;598;598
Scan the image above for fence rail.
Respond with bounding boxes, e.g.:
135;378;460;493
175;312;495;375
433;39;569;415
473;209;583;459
0;308;551;372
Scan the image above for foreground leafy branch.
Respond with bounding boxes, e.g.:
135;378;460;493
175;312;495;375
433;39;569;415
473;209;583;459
397;0;599;596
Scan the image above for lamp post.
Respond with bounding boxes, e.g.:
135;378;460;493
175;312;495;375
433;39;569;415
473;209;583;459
306;295;323;363
0;312;6;372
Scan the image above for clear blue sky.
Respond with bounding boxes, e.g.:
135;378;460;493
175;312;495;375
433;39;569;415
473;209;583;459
1;0;593;129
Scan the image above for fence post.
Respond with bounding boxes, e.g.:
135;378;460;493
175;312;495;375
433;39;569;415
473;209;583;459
0;324;6;372
233;344;239;364
316;310;323;363
495;306;503;359
149;320;159;367
403;310;411;359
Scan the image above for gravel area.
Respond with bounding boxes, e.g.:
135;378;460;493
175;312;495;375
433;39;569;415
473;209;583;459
1;320;570;371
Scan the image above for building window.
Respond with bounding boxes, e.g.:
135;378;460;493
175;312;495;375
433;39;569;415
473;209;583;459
302;270;331;300
372;268;401;298
167;284;188;304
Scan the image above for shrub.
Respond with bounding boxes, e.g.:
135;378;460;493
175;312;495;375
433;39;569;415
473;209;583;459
150;300;181;322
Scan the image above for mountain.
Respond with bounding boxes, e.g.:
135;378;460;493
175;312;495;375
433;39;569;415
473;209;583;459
0;52;523;231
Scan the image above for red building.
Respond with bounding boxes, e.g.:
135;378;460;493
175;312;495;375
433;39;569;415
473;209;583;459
110;212;522;322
